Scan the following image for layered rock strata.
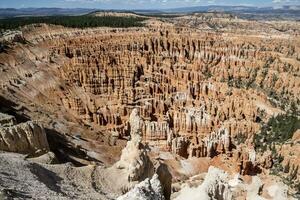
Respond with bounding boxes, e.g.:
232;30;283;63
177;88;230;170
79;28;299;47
0;114;49;155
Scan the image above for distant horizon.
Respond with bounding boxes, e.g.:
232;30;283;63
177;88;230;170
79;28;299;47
1;4;300;11
0;0;299;10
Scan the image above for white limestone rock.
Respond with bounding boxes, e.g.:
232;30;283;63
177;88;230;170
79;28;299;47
246;176;266;200
115;108;152;182
203;127;231;157
129;108;143;140
267;183;289;200
229;173;243;188
115;135;150;181
174;166;232;200
117;174;165;200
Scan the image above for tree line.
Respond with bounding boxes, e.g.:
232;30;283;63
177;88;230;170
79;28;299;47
0;15;146;30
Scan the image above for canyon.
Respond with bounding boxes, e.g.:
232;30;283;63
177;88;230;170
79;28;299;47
0;12;299;199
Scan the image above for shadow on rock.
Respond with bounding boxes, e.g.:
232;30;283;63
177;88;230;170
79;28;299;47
28;163;65;195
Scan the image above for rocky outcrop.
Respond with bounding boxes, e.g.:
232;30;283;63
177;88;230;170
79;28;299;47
0;118;50;155
115;134;152;182
0;113;16;126
189;127;231;158
171;136;189;158
233;145;259;175
128;108;143;139
258;150;273;169
117;174;165;200
112;109;171;200
154;162;172;200
115;109;153;182
27;151;58;164
174;166;232;200
267;183;288;200
0;30;24;43
246;176;265;200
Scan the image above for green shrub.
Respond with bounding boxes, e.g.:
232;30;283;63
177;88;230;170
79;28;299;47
254;113;300;152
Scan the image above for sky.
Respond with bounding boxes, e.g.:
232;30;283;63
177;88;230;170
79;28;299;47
0;0;300;9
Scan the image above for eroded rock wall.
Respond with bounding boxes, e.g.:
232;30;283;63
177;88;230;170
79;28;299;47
0;115;49;155
0;19;299;163
46;27;299;159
